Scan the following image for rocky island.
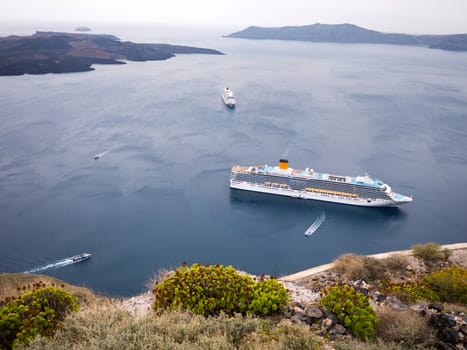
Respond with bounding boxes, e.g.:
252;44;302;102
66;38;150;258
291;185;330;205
0;31;224;76
75;26;91;32
225;23;467;51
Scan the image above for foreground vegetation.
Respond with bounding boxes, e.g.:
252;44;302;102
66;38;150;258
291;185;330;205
24;307;322;350
153;263;290;317
1;242;465;349
0;287;78;349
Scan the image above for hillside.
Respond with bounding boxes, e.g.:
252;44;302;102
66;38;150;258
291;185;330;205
225;23;467;51
1;242;466;349
0;31;224;76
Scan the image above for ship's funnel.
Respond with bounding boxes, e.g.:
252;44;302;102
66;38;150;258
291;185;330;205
279;159;289;170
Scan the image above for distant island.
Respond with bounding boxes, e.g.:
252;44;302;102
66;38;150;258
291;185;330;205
0;31;224;76
225;23;467;51
75;26;91;32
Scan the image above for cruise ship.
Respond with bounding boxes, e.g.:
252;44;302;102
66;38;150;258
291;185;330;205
221;86;236;108
230;159;412;207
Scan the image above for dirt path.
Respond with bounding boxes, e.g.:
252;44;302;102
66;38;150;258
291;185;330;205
279;243;467;282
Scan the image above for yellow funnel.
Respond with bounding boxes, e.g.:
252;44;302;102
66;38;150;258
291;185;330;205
278;159;289;170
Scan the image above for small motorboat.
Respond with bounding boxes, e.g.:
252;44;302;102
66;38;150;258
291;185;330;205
71;252;92;263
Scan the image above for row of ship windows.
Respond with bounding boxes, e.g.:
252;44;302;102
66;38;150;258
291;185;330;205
264;182;288;188
263;182;358;198
305;187;358;198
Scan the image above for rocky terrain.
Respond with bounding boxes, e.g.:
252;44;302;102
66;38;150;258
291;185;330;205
120;243;467;349
1;243;465;349
0;31;223;76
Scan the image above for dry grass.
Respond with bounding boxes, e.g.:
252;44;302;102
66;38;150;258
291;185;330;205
334;339;429;350
380;254;410;275
411;242;450;266
144;267;174;291
335;307;437;350
332;253;366;280
0;273;96;306
332;254;389;282
23;305;322;350
442;302;467;314
375;307;436;349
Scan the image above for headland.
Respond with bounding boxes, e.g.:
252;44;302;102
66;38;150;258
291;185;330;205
0;31;224;76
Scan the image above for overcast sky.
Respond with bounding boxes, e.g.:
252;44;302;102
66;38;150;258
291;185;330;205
3;0;467;34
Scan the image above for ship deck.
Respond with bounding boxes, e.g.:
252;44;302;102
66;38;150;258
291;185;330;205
232;164;385;189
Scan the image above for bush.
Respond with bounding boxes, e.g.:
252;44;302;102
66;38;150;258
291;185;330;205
381;254;410;275
153;263;290;317
0;286;79;349
383;282;440;303
248;278;290;316
376;308;436;349
411;242;450;266
332;254;388;283
319;284;378;341
361;257;387;283
423;266;467;304
332;254;365;280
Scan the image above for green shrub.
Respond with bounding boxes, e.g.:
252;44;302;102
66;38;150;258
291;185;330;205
383;282;440;303
248;278;290;316
319;284;378;341
423;266;467;304
153;263;290;317
0;286;78;349
411;242;450;266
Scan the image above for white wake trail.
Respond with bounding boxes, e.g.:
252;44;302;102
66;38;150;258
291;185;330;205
305;210;326;236
93;150;110;160
24;257;76;274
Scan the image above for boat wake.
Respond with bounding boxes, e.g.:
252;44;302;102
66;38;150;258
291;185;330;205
23;253;91;274
305;210;326;236
94;150;110;160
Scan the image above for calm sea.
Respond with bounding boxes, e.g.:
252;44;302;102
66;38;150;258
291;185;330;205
1;22;466;296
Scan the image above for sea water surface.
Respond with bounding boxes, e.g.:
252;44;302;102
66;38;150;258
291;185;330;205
1;23;467;296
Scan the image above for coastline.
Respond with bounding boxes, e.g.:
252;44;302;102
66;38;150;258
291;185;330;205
279;242;467;282
119;242;467;317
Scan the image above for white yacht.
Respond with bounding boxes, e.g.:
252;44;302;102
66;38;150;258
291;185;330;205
221;86;236;108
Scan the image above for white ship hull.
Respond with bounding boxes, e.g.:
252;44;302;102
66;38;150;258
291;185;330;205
230;180;407;207
221;87;236;108
230;159;412;207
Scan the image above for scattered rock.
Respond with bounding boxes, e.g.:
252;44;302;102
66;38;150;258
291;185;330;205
333;324;347;335
428;302;443;312
305;306;323;321
119;291;154;317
